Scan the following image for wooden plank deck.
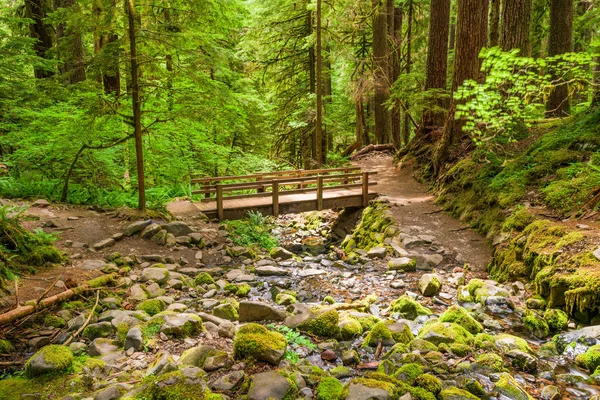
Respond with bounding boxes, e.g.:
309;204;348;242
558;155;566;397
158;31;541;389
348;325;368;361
196;187;378;220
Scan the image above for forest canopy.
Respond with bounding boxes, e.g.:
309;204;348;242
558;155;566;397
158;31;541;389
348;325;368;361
0;0;598;210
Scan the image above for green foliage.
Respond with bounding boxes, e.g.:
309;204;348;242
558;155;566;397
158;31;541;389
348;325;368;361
456;48;595;145
225;211;279;250
268;324;316;363
0;206;63;289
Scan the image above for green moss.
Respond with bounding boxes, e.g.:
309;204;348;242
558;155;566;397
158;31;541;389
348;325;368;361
276;293;296;305
522;313;550;338
349;314;381;331
316;377;344;400
137;299;166;316
410;339;438;353
345;377;395;396
390;295;432;319
363;321;394;347
141;317;164;341
233;323;287;364
116;322;130;345
417;322;474;346
463;379;486;397
83;357;106;371
503;206;535;232
25;345;73;378
236;283;251;297
213;302;239;321
474;353;505;373
141;370;221;400
439;387;480;400
0;339;14;353
298;309;339;338
575;344;600;372
494;333;534;354
449;342;472;357
342;203;395;252
390;323;414;344
194;272;215;286
330;366;352;379
543;308;568;331
414;374;442;395
439;305;483;334
393;363;423;385
323;295;335;304
43;314;65;328
338;318;363;340
495;373;534;400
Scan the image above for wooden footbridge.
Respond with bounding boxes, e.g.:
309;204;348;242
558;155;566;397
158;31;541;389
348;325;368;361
191;167;378;220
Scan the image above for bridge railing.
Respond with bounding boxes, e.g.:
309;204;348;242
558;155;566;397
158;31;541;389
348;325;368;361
191;169;377;219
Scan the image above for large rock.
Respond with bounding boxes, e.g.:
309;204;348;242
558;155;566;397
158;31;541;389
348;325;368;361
139;267;170;284
210;371;244;391
83;321;114;340
269;247;294;260
255;266;289;276
494;373;533;400
367;246;387;259
233;323;287;364
345;382;392;400
164;221;194;236
125;327;143;351
93;385;121;400
123;220;152;236
554;325;600;354
25;345;73;378
141;223;162;239
159;313;203;338
80;259;107;270
92;238;115;251
417;322;473;346
238;301;287;322
388;257;416;271
248;370;295;400
88;339;120;356
419;274;442;297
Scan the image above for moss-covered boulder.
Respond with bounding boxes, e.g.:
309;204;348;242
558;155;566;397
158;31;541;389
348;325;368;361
195;272;215;286
137;299;167;316
155;313;203;338
471;353;505;373
342;377;394;400
342;202;398;253
414;374;442;395
316;377;344;400
298;308;340;338
493;333;533;354
575;344;600;372
419;274;442;297
417;322;473;346
522;312;550;338
390;295;432;320
494;373;534;400
213;303;239;321
247;370;298;400
25;345;73;378
140;367;221;400
439;387;480;400
338;318;363;341
439;305;483;334
363;321;395;347
233;323;287;364
543;308;568;332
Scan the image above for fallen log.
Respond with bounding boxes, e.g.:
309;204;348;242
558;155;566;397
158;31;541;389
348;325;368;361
341;141;361;158
0;274;117;327
350;144;396;160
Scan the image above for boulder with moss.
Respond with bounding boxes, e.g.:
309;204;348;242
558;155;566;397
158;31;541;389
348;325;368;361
316;376;344;400
213;303;239;321
543;308;568;332
522;312;549;338
139;367;222;400
247;370;298;400
417;322;473;346
439;305;483;334
137;299;167;316
363;321;395;347
494;373;534;400
25;345;73;378
439;387;480;400
419;274;442;297
297;308;340;338
390;295;432;320
152;312;203;338
342;377;395;400
233;323;287;364
338;318;363;340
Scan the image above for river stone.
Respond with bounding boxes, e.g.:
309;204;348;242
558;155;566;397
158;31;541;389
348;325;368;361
298;268;327;277
506;349;537;372
213;303;239;321
145;351;177;376
151;230;168;245
80;259;107;270
176;236;192;245
93;385;121;400
164;221;193;236
123;220;152;236
388;257;416;271
345;382;392;400
203;352;232;371
419;274;442;297
92;238;116;250
540;385;561;400
495;373;531;400
402;236;430;249
125;327;143;351
83;321;114;340
248;370;294;400
159;313;203;338
210;370;245;391
367;246;387;259
67;314;86;331
139;268;169;284
270;247;294;260
255;266;289;276
239;301;287;322
416;254;443;270
25;345;73;378
140;223;162;239
88;339;120;356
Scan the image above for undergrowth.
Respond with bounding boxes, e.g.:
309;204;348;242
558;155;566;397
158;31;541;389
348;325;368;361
225;211;279;250
268;324;316;363
0;206;64;291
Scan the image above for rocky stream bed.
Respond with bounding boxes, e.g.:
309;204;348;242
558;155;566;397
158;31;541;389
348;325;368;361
1;201;600;400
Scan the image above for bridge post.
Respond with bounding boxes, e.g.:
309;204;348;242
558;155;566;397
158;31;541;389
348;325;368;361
272;181;279;217
216;184;224;220
317;176;324;211
344;167;349;185
257;175;264;193
362;172;369;207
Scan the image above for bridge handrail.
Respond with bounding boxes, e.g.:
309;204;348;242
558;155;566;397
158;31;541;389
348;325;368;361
190;166;361;185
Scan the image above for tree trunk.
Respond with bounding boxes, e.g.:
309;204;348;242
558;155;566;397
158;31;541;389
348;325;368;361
54;0;86;84
372;0;391;144
422;0;451;131
489;0;500;47
391;6;402;148
94;0;120;94
307;10;316;165
25;0;54;78
501;0;532;55
324;44;333;158
593;56;600;107
546;0;573;118
356;100;364;147
449;22;456;51
315;0;323;167
402;1;414;145
127;0;146;211
434;0;488;173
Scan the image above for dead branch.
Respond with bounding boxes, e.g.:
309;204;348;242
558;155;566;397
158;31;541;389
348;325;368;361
36;276;62;305
64;290;100;345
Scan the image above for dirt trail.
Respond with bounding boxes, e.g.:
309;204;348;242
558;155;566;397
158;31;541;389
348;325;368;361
355;153;492;270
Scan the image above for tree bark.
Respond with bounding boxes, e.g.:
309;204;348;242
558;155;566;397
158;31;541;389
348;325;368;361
402;1;414;146
25;0;54;78
489;0;501;47
315;0;323;167
593;56;600;107
501;0;533;55
54;0;86;84
127;0;146;211
546;0;573;117
434;0;488;173
307;9;316;166
422;0;451;131
391;6;402;148
324;44;333;158
372;0;391;144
